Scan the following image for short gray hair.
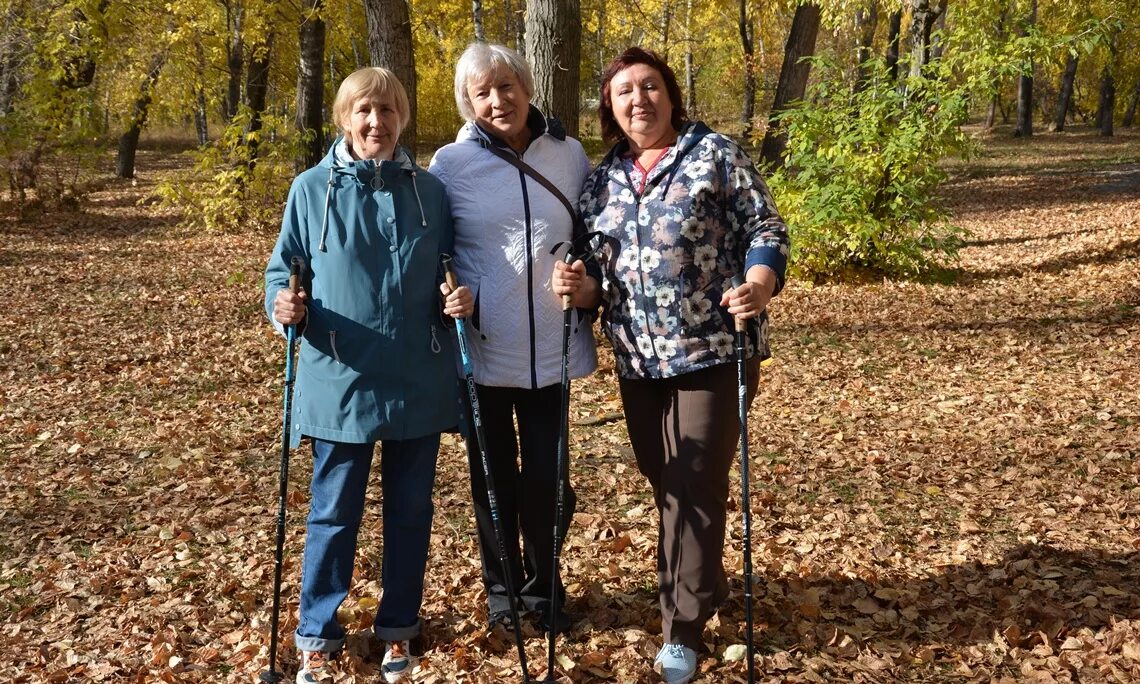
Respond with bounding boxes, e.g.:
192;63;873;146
453;43;535;121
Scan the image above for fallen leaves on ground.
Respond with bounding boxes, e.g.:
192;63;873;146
1;127;1138;682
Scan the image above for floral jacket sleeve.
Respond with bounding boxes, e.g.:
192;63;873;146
579;121;790;380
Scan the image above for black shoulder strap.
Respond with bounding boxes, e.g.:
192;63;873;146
482;143;586;234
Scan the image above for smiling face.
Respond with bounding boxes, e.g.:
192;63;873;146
607;63;676;151
342;92;402;161
466;67;532;151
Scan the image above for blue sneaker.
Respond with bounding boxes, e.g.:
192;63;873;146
654;643;697;683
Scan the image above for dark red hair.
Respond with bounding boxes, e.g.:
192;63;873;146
598;47;688;145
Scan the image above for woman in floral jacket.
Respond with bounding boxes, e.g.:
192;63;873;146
553;46;789;684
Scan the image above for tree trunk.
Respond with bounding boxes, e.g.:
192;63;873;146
297;0;326;170
739;0;755;139
759;2;820;169
116;53;166;179
854;2;878;93
364;0;418;155
244;35;273;165
1096;32;1118;136
929;1;947;62
885;9;902;83
473;0;486;42
1123;80;1139;127
661;0;672;63
526;0;582;138
224;2;244;121
1014;0;1036;137
908;0;931;79
595;0;606;92
684;0;695;115
194;88;209;145
1053;52;1077;132
57;1;108;89
985;92;998;129
1097;68;1115;136
507;0;525;55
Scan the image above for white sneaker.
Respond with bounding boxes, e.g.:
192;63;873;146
381;640;415;683
653;643;697;684
296;650;331;684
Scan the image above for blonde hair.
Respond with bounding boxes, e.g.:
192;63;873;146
453;43;535;121
332;67;411;134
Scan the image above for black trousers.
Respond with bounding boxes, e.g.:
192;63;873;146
463;382;577;616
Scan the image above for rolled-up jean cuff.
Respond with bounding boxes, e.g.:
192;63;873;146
373;617;423;642
294;632;344;655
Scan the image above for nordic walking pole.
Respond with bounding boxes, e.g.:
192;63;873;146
545;248;576;682
262;256;303;684
730;275;757;684
441;255;531;683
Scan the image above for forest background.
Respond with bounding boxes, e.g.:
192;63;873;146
1;0;1139;682
2;0;1138;280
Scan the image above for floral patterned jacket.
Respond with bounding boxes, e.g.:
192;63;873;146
579;121;790;380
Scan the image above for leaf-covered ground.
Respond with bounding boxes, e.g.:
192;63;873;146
1;127;1138;683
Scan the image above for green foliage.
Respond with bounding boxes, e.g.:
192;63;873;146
152;108;300;232
767;58;972;282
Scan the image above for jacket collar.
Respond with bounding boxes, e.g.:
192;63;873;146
603;120;712;190
458;105;567;152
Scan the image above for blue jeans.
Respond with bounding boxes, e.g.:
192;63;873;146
294;435;439;653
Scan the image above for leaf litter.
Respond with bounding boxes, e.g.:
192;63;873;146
0;129;1138;682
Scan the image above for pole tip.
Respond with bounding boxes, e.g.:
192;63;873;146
259;670;284;684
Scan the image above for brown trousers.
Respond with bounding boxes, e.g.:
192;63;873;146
619;359;759;649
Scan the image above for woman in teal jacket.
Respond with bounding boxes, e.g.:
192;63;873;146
264;67;472;684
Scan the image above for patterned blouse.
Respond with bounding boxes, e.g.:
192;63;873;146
579;121;790;380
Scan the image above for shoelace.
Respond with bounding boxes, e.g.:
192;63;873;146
663;644;687;659
304;651;328;669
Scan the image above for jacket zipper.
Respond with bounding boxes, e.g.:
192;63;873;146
329;330;341;363
622;166;662;367
517;159;538;390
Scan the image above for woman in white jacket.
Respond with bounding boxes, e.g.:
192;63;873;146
429;42;596;635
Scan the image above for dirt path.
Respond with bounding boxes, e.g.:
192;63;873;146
0;129;1137;682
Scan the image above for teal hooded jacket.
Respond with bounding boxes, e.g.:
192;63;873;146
264;138;460;446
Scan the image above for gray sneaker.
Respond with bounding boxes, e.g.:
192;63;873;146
381;640;415;683
295;650;331;684
653;643;697;684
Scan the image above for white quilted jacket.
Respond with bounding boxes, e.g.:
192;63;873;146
429;114;598;388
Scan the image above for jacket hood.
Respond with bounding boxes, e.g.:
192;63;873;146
319;135;417;183
313;135;429;252
455;105;567;149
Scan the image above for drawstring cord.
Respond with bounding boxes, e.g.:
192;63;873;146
318;156;427;253
317;165;335;252
409;170;428;228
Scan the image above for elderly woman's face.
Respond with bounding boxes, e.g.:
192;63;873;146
466;67;531;150
342;92;402;160
608;63;674;148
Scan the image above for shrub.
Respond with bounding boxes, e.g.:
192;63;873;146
766;58;972;283
153;107;299;232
